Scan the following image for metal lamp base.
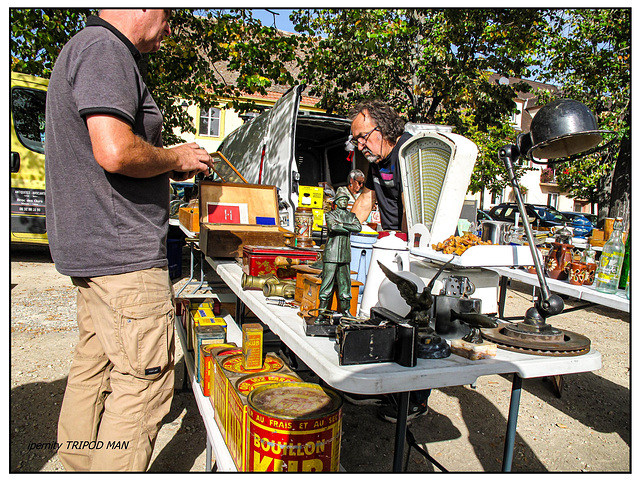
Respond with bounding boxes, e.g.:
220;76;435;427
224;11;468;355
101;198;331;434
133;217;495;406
481;324;591;356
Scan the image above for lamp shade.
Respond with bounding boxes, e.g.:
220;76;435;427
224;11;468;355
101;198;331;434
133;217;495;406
527;99;607;160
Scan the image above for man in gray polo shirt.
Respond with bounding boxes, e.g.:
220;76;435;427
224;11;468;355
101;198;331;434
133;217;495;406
45;9;214;471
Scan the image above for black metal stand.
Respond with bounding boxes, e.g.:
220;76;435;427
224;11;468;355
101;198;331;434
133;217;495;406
392;391;410;472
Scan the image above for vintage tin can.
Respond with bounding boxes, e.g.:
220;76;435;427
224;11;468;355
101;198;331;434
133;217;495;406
221;353;284;375
190;315;227;353
211;348;243;437
227;373;301;471
213;351;286;445
199;343;235;397
195;324;226;382
246;382;343;472
242;323;264;370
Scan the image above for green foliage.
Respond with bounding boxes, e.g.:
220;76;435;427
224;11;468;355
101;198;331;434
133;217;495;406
10;8;299;146
536;9;630;205
291;8;545;193
10;8;95;76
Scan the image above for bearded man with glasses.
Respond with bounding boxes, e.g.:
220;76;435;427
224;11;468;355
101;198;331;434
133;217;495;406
348;100;412;233
345;100;431;423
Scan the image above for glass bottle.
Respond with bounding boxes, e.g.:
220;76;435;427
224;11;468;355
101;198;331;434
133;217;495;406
580;243;597;265
594;218;626;294
618;232;630;289
580;242;598;286
625;272;630;300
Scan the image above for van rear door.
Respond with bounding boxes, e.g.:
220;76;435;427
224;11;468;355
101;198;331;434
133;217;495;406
218;86;301;229
10;72;49;244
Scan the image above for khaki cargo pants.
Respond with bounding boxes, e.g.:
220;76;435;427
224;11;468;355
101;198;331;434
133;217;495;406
57;267;175;471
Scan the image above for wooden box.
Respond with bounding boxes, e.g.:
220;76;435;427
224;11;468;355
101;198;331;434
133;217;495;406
298;272;362;316
199;182;290;258
179;206;200;233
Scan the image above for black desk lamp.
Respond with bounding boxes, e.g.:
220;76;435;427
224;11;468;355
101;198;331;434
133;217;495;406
483;99;612;355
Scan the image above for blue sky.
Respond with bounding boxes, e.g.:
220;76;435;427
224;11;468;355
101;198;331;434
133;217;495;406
250;9;296;32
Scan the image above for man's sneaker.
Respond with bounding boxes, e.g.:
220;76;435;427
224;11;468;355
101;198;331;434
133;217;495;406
342;393;387;406
377;400;429;423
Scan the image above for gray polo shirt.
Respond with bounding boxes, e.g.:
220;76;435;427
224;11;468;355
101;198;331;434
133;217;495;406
45;16;169;277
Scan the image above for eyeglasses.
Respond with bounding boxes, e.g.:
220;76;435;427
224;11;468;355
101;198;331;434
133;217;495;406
348;126;379;148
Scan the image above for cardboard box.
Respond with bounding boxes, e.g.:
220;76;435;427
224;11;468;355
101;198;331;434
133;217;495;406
242;323;264;370
298;186;323;208
199;182;291;258
179;206;200;233
312;208;324;232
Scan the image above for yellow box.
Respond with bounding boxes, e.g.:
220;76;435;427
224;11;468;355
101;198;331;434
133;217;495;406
311;208;324;232
191;306;216;320
298;186;323;208
242;323;263;370
179;206;200;233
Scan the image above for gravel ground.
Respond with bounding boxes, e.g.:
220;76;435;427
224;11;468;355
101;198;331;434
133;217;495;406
9;243;631;473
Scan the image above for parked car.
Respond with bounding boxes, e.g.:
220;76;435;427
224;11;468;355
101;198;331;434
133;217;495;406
489;203;592;238
477;209;493;222
561;212;596;237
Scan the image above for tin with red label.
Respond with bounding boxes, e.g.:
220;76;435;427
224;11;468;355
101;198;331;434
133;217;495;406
200;343;235;397
246;382;343;472
221;353;284;375
242;245;319;279
226;373;301;471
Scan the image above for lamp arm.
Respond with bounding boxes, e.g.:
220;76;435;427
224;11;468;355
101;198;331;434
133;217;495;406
498;145;554;308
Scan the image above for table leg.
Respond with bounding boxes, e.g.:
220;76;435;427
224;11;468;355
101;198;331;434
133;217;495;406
235;297;247;325
206;437;212;471
498;276;509;319
392;391;410;472
176;241;196;297
502;373;523;472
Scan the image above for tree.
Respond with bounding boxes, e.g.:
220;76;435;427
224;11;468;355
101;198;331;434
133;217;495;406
10;8;299;146
291;8;546;193
536;9;630;224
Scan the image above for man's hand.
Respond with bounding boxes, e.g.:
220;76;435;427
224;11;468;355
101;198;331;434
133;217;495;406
86;114;214;178
167;142;213;179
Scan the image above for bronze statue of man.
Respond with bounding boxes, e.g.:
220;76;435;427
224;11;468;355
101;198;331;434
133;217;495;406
318;193;362;316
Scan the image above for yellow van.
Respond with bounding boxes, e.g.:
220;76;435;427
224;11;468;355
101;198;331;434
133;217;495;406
10;72;49;244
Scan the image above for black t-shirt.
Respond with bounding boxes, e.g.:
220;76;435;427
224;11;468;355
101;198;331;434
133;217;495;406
364;132;412;230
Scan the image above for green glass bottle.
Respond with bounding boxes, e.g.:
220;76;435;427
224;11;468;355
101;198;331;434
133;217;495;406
618;232;630;289
595;218;626;294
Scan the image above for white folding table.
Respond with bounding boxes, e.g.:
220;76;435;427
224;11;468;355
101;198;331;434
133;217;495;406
206;257;602;472
490;266;629;318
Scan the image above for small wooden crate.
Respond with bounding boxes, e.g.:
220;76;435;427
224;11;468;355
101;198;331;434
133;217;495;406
298;272;362;316
179;206;200;233
199;182;290;258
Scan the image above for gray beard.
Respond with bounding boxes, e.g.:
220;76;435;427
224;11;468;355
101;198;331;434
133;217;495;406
363;148;380;163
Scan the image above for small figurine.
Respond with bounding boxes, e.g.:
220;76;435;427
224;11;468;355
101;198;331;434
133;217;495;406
317;193;362;316
377;258;454;331
378;258;455;359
